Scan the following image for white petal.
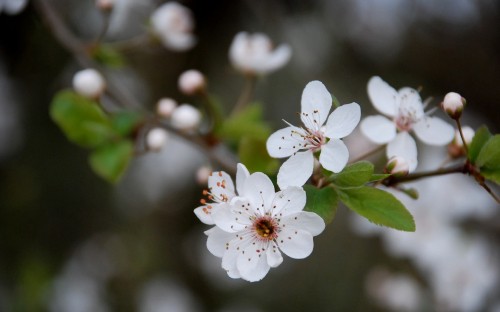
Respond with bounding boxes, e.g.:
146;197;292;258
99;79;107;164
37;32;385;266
281;211;326;236
277;228;314;259
243;173;276;214
222;236;247;279
319;139;349;173
257;44;292;74
212;203;250;233
236;163;250;196
398;87;424;120
266;126;305;158
367;76;398;117
324;102;361;139
413;117;454;146
266;243;283;268
194;205;215;225
277;151;314;189
300;81;332;131
360;115;397;144
205;227;236;258
4;0;27;14
237;242;271;282
208;171;235;202
271;186;306;216
387;132;418;172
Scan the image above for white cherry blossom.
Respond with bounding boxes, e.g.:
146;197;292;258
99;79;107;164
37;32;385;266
266;81;361;189
150;2;196;51
229;32;291;76
194;164;250;225
205;171;325;282
360;76;454;172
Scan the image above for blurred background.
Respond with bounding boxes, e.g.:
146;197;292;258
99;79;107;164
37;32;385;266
0;0;499;311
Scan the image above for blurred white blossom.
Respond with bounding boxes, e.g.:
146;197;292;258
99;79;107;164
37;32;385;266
72;69;106;99
0;0;28;15
170;104;201;131
150;2;196;51
178;69;206;95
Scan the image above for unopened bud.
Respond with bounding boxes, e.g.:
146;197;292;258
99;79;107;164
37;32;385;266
146;128;169;151
196;166;212;185
156;98;177;118
72;69;106;99
448;126;474;158
171;104;201;131
96;0;115;12
178;69;206;95
385;156;409;176
442;92;465;119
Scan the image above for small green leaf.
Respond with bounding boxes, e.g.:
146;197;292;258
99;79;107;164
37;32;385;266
304;185;338;223
332;94;341;108
89;140;133;183
330;161;374;188
50;90;115;147
111;111;144;137
369;173;391;182
217;104;271;142
238;137;279;175
468;126;492;164
339;186;415;231
480;168;500;184
399;187;419;200
476;135;500;170
92;45;125;68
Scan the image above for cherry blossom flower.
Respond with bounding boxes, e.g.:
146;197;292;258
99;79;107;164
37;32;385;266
266;81;361;189
229;32;291;76
150;2;196;51
194;164;249;225
205;170;325;282
360;76;454;172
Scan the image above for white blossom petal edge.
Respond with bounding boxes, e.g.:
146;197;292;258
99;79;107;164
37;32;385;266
267;81;361;188
206;171;325;282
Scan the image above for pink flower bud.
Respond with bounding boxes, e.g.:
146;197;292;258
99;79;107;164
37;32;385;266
171;104;201;131
72;69;106;99
385;156;409;176
156;98;177;118
96;0;114;12
146;128;169;151
178;70;206;95
442;92;465;119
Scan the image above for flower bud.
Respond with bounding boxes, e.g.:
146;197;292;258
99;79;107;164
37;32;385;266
156;98;177;118
171;104;201;131
96;0;115;12
146;128;169;151
385;156;409;177
442;92;465;119
448;126;474;158
196;165;212;185
72;69;106;99
178;69;206;95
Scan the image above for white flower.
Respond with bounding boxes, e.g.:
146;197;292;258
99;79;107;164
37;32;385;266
146;128;169;151
178;69;206;95
156;98;177;118
150;2;196;52
72;69;106;99
0;0;28;15
229;32;291;75
360;76;454;172
385;156;409;176
170;104;201;131
205;171;325;282
194;164;250;225
442;92;465;119
266;81;361;189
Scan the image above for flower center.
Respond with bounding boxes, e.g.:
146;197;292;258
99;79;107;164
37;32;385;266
254;217;278;240
394;114;415;132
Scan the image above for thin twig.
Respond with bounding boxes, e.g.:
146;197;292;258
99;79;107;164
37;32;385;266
455;118;469;154
382;164;465;186
231;74;257;115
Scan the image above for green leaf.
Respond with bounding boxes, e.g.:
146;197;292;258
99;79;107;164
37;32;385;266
369;173;391;182
50;90;116;147
304;185;338;223
468;125;492;164
111;111;144;137
89;140;133;183
332;94;341;109
92;44;125;68
330;161;374;188
476;135;500;170
339;186;415;231
217;104;271;142
238;137;279;175
480;168;500;184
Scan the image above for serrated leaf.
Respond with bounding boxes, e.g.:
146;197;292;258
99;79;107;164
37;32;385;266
89;140;133;183
111;111;144;136
50;90;116;147
92;45;125;68
238;137;279;175
303;185;338;223
217;104;271;142
330;161;374;188
476;135;500;169
339;186;415;231
468;125;492;164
